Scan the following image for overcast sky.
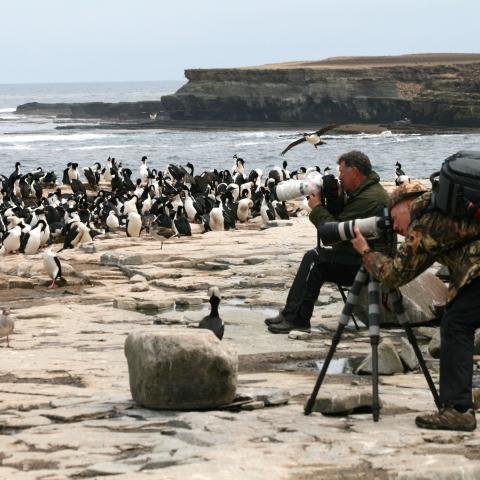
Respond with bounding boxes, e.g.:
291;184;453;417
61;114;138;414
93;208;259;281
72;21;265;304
1;0;479;84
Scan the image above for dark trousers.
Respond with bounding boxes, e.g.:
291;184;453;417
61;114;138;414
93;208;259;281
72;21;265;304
440;276;480;410
282;248;360;327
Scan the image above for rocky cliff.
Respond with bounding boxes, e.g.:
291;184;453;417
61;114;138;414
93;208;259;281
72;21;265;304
160;54;480;126
15;54;480;127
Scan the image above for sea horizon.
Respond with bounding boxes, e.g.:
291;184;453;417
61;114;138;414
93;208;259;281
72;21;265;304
0;79;185;87
0;80;185;110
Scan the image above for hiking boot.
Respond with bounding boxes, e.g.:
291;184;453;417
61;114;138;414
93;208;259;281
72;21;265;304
267;318;310;334
415;407;476;432
264;311;286;326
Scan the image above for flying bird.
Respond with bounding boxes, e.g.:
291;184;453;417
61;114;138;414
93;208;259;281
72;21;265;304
280;124;340;156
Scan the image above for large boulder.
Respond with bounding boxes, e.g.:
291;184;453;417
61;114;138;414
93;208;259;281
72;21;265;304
124;329;238;410
356;340;404;375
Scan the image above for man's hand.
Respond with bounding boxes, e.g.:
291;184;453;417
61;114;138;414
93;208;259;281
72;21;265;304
307;191;322;209
351;226;370;254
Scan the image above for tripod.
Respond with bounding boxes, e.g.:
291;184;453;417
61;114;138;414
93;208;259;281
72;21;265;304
304;266;442;421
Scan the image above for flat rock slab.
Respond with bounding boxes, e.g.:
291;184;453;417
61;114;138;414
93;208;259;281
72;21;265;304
41;403;121;423
196;262;230;271
312;389;381;414
9;278;35;289
288;330;311;340
243;257;268;265
236;387;290;406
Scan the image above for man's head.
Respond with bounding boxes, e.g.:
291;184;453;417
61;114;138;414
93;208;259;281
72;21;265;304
337;150;372;193
389;181;428;236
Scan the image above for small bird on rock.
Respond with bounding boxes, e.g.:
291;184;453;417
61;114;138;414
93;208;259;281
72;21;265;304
0;307;14;347
197;287;224;340
395;161;410;185
42;247;63;289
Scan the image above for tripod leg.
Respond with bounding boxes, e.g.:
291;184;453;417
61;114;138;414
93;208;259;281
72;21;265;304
304;267;369;416
405;324;442;410
338;285;360;331
388;290;441;410
368;276;381;422
371;335;380;421
304;323;345;415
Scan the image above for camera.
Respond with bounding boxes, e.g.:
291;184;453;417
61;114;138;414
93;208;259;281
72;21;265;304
276;172;323;201
319;208;392;244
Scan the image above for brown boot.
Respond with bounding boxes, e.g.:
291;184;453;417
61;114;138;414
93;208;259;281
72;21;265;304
415;407;476;432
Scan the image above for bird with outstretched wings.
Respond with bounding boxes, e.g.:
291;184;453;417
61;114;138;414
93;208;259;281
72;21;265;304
280;124;340;156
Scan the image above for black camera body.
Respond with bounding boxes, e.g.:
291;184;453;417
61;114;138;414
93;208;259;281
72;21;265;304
321;174;344;216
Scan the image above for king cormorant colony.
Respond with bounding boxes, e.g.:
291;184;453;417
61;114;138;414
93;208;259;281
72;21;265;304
0;156;320;256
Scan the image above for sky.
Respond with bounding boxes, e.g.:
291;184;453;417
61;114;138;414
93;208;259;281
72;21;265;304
1;0;479;84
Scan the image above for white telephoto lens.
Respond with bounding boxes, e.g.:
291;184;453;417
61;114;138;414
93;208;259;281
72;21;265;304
276;172;323;201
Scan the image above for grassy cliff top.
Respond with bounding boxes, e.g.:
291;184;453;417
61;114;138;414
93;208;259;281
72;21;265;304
245;53;480;70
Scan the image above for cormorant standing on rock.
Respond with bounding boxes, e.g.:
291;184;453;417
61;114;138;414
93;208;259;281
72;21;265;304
173;206;191;236
42;248;63;289
197;287;224;340
395;162;410;185
126;211;142;237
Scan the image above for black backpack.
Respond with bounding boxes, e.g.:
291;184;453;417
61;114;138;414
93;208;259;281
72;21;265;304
430;151;480;221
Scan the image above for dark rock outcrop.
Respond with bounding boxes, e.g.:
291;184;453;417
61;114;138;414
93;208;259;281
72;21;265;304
161;54;480;126
16;101;166;120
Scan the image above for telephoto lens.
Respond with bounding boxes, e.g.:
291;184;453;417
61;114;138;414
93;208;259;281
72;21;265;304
276;172;323;201
319;210;392;244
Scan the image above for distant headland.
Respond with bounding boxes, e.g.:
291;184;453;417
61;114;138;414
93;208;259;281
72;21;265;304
15;53;480;131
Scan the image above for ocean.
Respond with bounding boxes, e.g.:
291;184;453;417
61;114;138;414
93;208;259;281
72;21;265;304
1;81;479;181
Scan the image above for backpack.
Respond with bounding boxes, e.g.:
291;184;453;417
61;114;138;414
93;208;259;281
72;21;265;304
430;151;480;221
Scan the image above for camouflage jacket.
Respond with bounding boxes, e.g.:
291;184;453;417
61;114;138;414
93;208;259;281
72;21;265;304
363;192;480;303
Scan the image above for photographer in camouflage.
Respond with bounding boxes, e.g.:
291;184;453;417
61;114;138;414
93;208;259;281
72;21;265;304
351;181;480;431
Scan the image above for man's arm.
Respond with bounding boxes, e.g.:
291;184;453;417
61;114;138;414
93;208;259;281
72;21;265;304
308;203;337;226
309;187;387;227
352;227;435;288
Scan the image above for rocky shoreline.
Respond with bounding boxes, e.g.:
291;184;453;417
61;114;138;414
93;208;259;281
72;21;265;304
1;191;479;478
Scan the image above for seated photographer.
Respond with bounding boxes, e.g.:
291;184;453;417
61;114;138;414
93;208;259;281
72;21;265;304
266;150;389;334
351;181;480;432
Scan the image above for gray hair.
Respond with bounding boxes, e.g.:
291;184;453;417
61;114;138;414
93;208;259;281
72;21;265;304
337;150;372;176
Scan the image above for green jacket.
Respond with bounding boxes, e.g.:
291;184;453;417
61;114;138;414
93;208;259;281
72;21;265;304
309;171;390;255
363;192;480;303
